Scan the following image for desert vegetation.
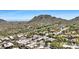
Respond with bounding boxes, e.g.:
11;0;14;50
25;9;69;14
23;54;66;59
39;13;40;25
0;15;79;49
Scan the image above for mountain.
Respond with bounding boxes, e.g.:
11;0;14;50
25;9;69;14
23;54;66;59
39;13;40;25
0;19;6;22
70;16;79;24
28;15;68;26
71;16;79;21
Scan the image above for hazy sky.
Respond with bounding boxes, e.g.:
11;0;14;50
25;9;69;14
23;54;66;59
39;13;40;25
0;10;79;21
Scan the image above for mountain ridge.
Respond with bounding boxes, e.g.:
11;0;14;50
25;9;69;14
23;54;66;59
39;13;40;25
1;15;79;25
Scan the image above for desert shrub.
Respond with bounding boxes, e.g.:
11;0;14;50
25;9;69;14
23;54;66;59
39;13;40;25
75;38;79;45
50;40;64;48
47;34;54;38
55;35;68;42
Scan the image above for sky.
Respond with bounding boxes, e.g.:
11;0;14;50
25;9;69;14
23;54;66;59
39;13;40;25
0;10;79;21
